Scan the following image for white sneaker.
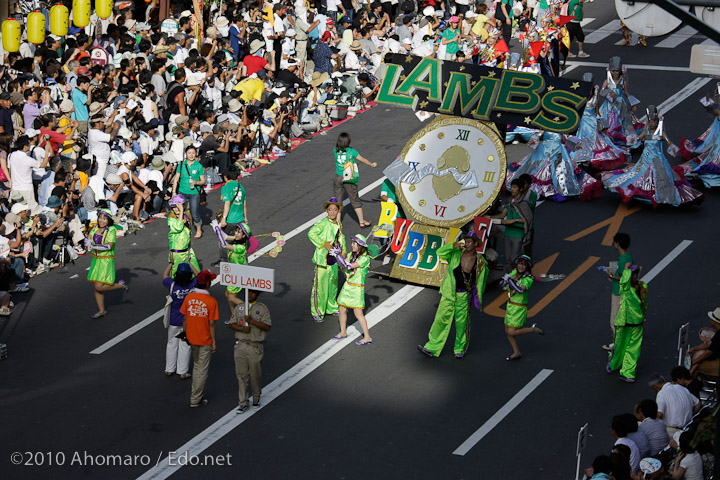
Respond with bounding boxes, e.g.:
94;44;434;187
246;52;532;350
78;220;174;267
577;52;590;58
567;52;576;58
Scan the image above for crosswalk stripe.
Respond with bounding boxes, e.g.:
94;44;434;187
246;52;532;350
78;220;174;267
700;38;718;46
580;17;595;27
656;25;697;48
584;19;622;44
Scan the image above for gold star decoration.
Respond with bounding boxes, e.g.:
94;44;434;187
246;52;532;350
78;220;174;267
459;65;466;72
399;74;407;82
524;116;532;124
547;85;555;91
405;55;413;63
443;81;449;88
570;82;580;90
419;100;429;109
471;81;478;87
487;71;496;78
495;112;502;118
553;116;561;122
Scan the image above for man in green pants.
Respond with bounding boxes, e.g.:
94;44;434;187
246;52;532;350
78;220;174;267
418;231;489;359
308;197;346;323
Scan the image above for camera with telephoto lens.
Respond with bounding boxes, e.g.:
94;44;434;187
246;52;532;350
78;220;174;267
248;21;263;28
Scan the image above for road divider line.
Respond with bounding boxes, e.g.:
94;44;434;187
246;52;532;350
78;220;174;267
89;177;387;355
452;369;554;456
641;78;712;122
137;284;425;480
563;61;690;72
641;240;692;284
656;26;697;48
584;19;622;44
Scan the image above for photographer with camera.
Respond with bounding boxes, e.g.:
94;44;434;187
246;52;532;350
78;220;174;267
80;173;123;219
199;123;232;181
9;135;53;213
34;195;67;269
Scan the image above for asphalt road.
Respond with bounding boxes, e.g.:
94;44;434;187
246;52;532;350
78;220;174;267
2;3;719;479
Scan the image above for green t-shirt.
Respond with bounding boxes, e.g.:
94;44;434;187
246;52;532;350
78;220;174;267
568;0;583;21
442;28;460;54
612;252;634;296
221;180;246;223
334;147;359;184
178;160;204;195
539;0;549;9
505;204;525;238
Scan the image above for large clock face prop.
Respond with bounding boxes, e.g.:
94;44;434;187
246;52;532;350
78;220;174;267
394;116;507;228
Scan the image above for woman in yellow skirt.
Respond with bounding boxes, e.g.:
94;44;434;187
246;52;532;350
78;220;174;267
85;209;128;318
502;255;544;360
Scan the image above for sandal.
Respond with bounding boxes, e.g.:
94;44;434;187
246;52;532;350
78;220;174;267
332;334;348;339
356;338;373;346
360;221;372;228
180;374;192;380
194;231;203;239
118;280;129;292
165;371;174;377
91;311;107;319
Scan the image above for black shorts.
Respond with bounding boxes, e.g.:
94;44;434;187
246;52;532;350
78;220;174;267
567;22;585;43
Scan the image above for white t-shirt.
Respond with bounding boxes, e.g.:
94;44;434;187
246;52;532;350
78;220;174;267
88;128;112;163
679;452;704;480
8;150;41;191
263;21;275;51
116;164;133;194
174;47;189;67
656;383;700;429
138;132;155;157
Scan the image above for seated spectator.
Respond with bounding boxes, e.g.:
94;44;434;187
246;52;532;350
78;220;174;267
610;414;641;473
669;431;703;480
688;307;720;377
633;399;670;455
670;366;702;399
648;374;701;437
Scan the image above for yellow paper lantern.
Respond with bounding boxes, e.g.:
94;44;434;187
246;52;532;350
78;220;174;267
50;5;70;37
27;11;46;45
1;19;21;52
95;0;113;19
72;0;92;28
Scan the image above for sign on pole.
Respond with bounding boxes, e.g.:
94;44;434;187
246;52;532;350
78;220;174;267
678;322;690;365
690;44;720;76
576;423;589;480
219;263;275;293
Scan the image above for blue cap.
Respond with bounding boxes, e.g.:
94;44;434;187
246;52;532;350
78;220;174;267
176;263;192;274
342;15;352;23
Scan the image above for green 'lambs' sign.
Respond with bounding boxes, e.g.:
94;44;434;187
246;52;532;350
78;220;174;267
376;54;592;134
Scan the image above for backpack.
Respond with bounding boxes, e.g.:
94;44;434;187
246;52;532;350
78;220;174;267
160;81;184;120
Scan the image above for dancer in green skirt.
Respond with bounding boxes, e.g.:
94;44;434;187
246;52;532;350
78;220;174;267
502;255;544;361
168;196;200;276
308;197;346;323
224;222;250;314
85;209;128;318
417;231;489;359
333;234;377;345
606;265;647;382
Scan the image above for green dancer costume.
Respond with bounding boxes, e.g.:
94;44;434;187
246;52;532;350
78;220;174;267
226;241;248;295
607;268;647;380
337;253;371;309
422;239;489;357
308;199;346;320
87;225;117;285
504;270;534;328
168;214;200;276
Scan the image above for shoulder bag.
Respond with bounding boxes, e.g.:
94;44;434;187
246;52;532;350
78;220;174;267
163;281;175;329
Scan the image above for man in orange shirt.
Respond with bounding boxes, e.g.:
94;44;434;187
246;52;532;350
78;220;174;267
181;270;219;407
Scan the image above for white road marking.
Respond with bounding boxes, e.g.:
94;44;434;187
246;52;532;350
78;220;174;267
641;240;693;284
137;284;425;480
580;17;595;28
700;38;718;46
452;369;554;456
89;177;387;354
563;61;690;72
656;26;697;48
584;19;622;44
639;77;712;122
